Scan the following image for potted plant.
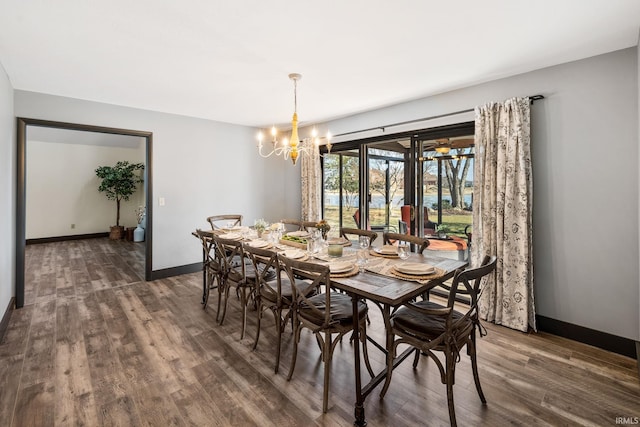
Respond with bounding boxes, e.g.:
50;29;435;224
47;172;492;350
95;161;145;239
254;218;269;237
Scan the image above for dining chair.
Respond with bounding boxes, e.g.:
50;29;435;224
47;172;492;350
244;244;312;374
193;229;221;309
207;214;243;230
279;255;374;413
340;227;378;246
212;234;257;339
379;255;498;427
383;232;430;254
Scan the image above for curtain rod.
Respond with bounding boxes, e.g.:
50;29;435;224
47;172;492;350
334;94;544;138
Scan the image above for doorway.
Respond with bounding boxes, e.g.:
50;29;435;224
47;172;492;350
16;118;153;308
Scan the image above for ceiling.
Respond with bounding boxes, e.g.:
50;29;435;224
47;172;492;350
1;1;639;129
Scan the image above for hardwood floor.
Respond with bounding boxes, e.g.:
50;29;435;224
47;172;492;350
1;238;638;426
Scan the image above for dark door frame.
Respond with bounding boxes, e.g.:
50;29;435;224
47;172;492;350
15;117;153;308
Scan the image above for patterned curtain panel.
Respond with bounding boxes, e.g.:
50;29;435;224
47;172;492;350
300;145;321;221
473;97;536;332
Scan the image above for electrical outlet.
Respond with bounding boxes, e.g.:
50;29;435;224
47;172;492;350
71;224;75;229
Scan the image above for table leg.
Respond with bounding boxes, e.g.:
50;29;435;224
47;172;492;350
351;294;367;426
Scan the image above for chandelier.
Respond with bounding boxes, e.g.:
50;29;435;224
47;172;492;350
257;73;332;165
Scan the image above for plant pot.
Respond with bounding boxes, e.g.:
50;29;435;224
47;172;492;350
125;227;135;241
109;225;125;240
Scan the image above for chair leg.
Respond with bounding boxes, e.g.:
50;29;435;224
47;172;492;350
322;332;332;413
412;347;421;368
252;299;262;351
240;287;247;340
445;351;458;427
274;309;283;374
469;339;486;403
287;314;301;381
218;282;231;325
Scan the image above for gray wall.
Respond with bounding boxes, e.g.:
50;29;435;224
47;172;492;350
14;91;301;270
0;63;15;313
316;48;640;341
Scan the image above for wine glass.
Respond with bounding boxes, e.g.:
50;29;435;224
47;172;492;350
358;235;370;250
397;242;410;260
356;249;369;272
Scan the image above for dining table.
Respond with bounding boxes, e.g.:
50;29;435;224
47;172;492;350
194;226;467;426
328;250;466;426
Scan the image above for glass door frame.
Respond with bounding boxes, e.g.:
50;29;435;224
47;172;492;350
320;121;475;234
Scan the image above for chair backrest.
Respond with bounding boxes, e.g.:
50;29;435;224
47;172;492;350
278;255;332;327
446;255;497;330
212;235;246;283
194;229;216;266
401;205;437;235
340;227;377;246
244;244;280;302
352;209;361;228
300;221;319;232
280;219;303;232
383;232;430;254
207;214;243;230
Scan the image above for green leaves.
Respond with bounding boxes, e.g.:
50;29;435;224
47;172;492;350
95;161;145;201
96;161;144;226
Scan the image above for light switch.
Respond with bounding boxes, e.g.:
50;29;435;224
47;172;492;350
159;197;165;206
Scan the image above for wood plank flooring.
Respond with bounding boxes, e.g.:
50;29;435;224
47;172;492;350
1;238;638;426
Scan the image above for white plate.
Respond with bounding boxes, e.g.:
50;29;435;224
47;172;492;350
219;232;242;240
374;245;398;255
287;230;310;238
247;239;269;248
282;249;305;259
394;262;435;275
329;262;354;274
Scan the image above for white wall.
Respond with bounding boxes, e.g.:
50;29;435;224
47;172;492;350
0;63;15;310
15;92;300;270
26;139;145;239
317;48;640;341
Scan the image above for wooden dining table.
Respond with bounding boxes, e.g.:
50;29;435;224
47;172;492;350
329;252;467;426
194;227;466;426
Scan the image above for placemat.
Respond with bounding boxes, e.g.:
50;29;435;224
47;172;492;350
389;266;446;282
369;249;398;259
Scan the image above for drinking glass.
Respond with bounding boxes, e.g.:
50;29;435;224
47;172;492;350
356;249;369;272
358;235;370;250
397;242;410;260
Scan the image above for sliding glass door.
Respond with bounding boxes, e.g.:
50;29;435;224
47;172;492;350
321;122;475;239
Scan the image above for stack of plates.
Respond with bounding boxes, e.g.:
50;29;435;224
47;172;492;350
282;249;306;259
247;239;269;248
329;261;354;274
373;245;398;255
393;262;436;276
